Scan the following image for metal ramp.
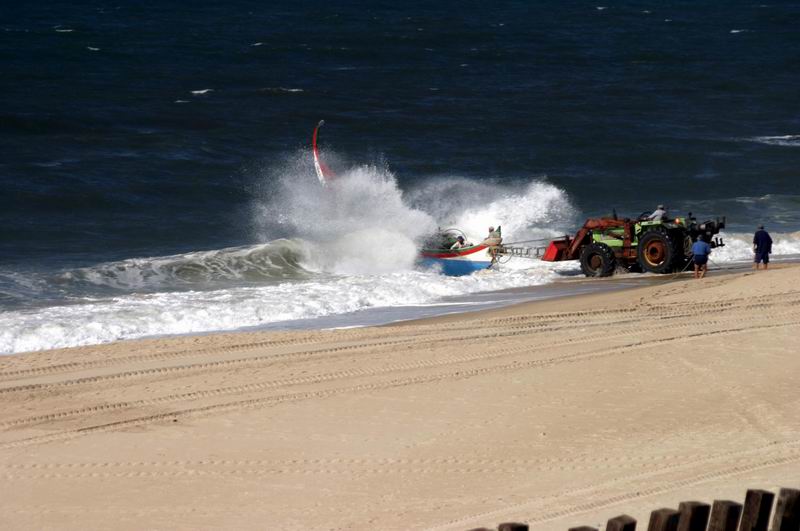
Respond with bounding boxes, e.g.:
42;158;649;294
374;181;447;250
496;245;547;259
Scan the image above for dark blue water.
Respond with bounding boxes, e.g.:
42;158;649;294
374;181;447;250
3;1;800;268
2;1;800;353
0;1;800;264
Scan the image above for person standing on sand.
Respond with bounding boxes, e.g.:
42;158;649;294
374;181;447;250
691;235;712;279
753;225;773;270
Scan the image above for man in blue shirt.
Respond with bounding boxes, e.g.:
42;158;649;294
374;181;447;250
753;225;773;270
691;235;712;279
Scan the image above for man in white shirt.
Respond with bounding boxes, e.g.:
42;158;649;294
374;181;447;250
450;236;469;249
648;205;667;221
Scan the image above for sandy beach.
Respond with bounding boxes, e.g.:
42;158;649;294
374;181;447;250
1;266;799;530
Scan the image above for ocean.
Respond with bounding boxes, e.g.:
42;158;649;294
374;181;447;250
2;1;799;354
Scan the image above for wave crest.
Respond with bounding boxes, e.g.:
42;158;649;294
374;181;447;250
57;240;311;291
748;135;800;147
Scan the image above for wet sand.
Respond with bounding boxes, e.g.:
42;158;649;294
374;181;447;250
1;265;798;530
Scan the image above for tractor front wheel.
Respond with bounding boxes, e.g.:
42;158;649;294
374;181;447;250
580;243;617;277
637;230;676;273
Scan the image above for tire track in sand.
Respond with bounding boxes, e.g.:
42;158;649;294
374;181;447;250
2;293;795;382
4;298;794;394
0;319;795;450
4;311;792;430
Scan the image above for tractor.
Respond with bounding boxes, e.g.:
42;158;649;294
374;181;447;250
541;212;726;277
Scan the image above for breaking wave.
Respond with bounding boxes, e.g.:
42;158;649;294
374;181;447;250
250;154;437;275
1;155;580;355
57;240;312;291
250;154;576;274
0;263;576;355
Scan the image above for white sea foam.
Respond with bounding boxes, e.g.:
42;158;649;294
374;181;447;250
748;135;800;147
252;158;437;276
259;87;304;93
710;231;800;262
0;262;574;355
6;227;799;356
87;46;100;51
191;89;213;95
405;177;576;245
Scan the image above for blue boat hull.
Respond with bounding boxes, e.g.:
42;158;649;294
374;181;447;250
420;258;492;276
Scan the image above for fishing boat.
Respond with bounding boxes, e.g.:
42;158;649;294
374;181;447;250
419;229;500;276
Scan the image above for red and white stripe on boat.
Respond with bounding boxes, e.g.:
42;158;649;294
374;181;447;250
420;244;490;259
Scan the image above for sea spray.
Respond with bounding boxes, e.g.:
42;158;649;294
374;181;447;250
252;154;435;274
251;154;578;275
315;228;420;275
405;177;578;244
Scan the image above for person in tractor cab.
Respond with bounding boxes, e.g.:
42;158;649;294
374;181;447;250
647;205;668;221
691;235;712;279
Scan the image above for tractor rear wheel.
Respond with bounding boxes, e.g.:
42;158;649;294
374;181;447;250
580;242;616;277
637;230;676;273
